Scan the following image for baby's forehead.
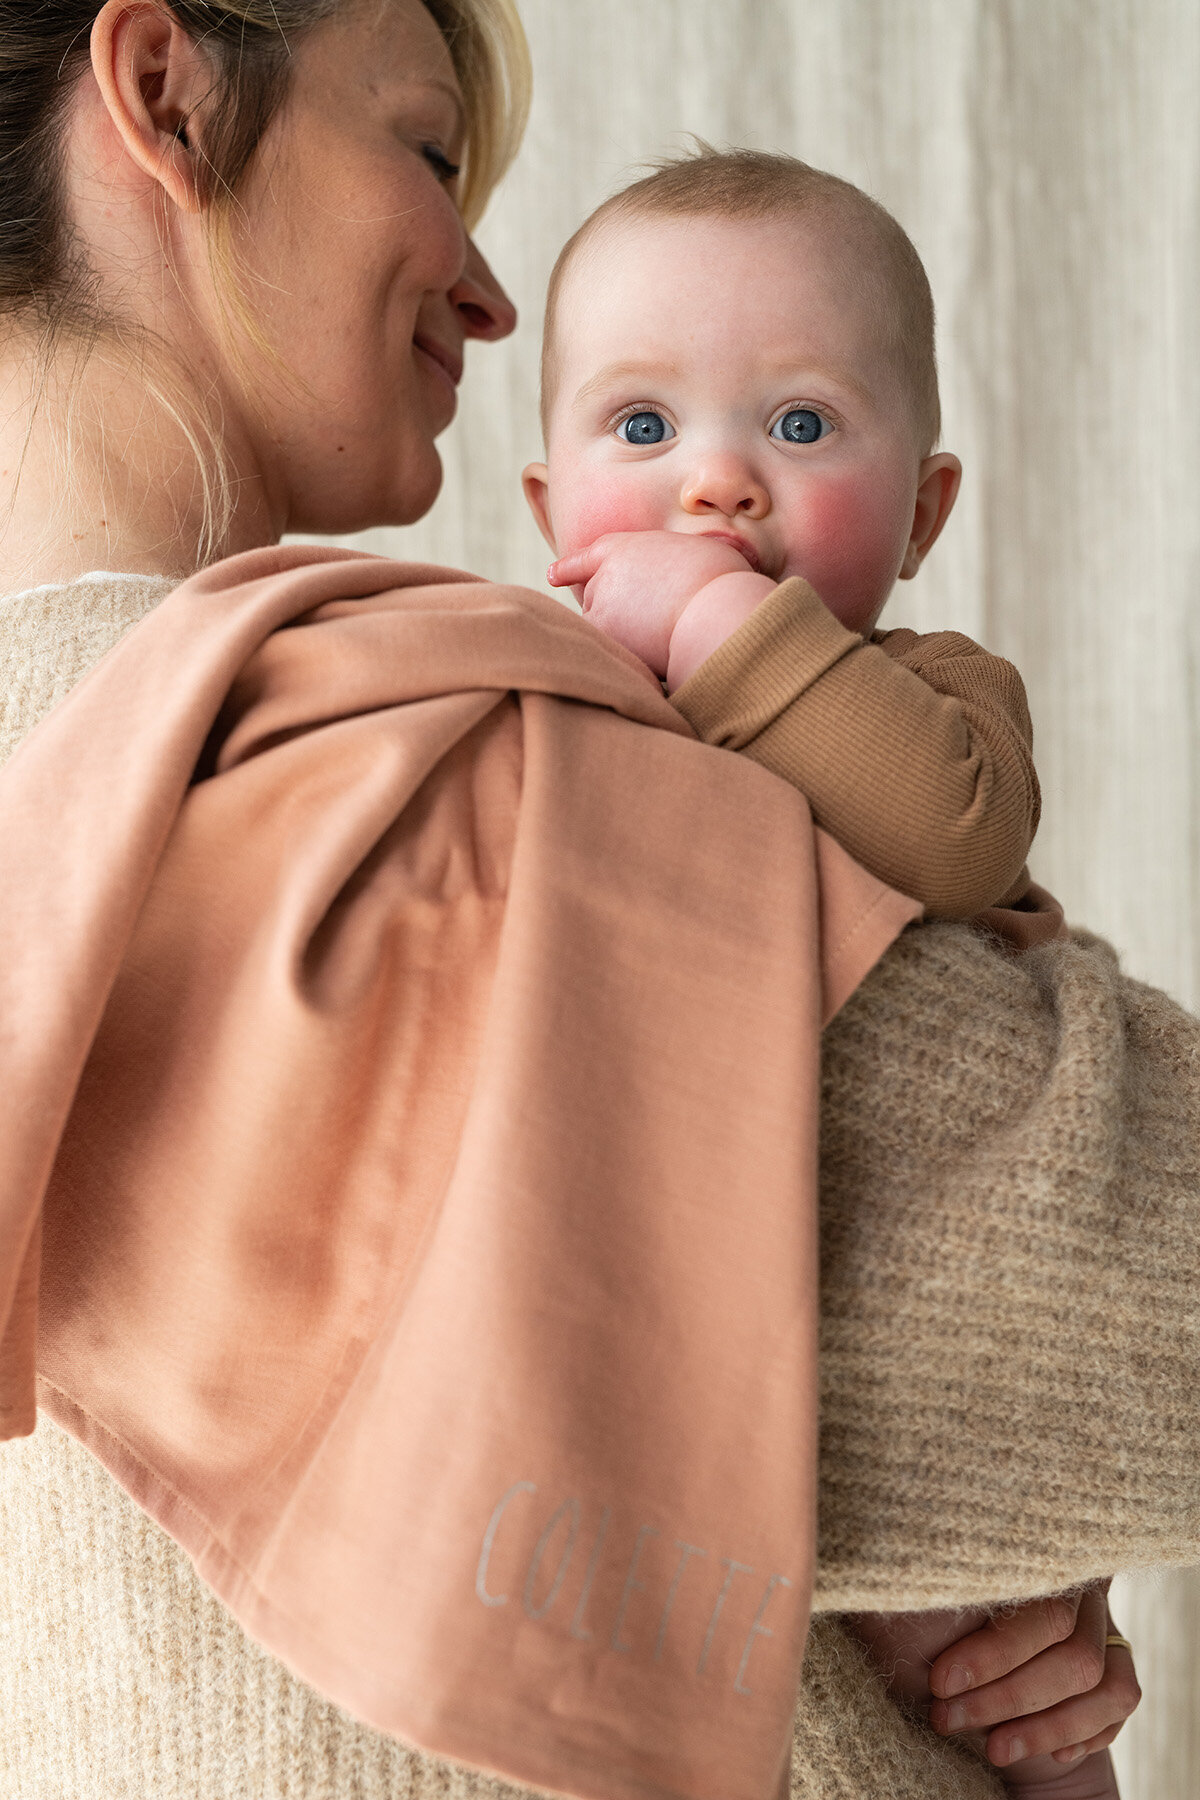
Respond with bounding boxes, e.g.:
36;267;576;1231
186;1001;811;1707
548;209;896;396
566;204;862;291
560;210;894;346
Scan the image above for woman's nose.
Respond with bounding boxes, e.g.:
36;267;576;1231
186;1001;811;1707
450;237;517;342
680;455;770;519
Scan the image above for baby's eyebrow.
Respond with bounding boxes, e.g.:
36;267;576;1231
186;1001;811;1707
571;361;684;409
760;358;877;408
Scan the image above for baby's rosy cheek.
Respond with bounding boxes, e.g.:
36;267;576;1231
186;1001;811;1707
558;475;667;554
794;474;910;621
805;476;895;565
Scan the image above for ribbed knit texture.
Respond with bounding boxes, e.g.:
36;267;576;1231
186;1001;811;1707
814;918;1200;1612
793;1616;1002;1799
11;570;1197;1798
671;577;1039;918
0;572;176;766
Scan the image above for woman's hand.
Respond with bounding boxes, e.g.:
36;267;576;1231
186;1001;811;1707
926;1582;1141;1779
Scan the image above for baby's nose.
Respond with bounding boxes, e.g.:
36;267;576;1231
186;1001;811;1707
679;456;770;520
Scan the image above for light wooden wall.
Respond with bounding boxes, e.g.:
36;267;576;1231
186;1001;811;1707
322;4;1200;1787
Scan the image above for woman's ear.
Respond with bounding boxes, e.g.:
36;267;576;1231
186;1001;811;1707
90;1;212;215
899;452;961;580
521;463;558;553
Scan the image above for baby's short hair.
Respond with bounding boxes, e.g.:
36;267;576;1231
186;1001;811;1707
540;143;942;455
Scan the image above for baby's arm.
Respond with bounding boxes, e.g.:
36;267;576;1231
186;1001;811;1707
549;534;1038;919
669;574;1040;920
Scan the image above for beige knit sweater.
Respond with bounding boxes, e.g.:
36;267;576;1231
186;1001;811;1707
3;572;1198;1799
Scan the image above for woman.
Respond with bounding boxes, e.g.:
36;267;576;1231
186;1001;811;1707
0;3;1174;1797
0;0;520;593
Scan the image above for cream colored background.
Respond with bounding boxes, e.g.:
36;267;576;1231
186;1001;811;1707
320;2;1200;1789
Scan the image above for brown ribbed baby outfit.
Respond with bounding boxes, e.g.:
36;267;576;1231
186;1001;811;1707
671;575;1039;919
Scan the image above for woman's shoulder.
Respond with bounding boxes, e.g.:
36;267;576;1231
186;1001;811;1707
0;570;176;765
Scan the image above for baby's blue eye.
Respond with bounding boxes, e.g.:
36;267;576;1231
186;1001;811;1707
771;409;829;444
617;411;674;445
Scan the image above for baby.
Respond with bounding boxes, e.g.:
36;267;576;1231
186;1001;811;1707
524;145;1042;931
521;147;1130;1798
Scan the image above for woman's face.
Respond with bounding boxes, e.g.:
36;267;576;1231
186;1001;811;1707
211;0;516;535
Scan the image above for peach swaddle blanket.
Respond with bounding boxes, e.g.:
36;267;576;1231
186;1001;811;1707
0;546;919;1800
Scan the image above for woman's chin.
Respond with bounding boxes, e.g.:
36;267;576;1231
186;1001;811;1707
288;443;444;537
388;443;444;525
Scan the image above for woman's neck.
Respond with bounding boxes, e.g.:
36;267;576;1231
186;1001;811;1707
0;330;280;592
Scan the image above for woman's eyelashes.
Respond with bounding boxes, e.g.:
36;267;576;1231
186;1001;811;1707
421;144;461;182
614;409;675;445
770;407;832;444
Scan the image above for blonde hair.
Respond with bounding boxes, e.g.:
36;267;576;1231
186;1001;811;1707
423;0;531;232
541;143;941;456
0;0;531;570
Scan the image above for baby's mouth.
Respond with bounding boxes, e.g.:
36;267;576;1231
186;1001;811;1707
696;529;763;574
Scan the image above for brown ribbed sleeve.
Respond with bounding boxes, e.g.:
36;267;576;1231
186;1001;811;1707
669;577;1040;919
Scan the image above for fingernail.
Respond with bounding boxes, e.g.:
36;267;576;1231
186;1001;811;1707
942;1664;972;1697
944;1703;967;1732
1003;1739;1027;1767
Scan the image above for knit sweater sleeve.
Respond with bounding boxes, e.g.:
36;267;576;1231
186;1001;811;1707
669;577;1040;919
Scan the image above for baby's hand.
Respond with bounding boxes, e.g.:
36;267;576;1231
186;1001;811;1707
547;530;755;676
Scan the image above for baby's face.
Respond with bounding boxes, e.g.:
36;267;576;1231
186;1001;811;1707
526;211;953;636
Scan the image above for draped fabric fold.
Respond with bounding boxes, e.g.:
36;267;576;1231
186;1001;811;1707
0;545;918;1800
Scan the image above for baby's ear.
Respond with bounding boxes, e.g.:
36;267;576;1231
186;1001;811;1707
521;463;557;552
900;453;961;579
